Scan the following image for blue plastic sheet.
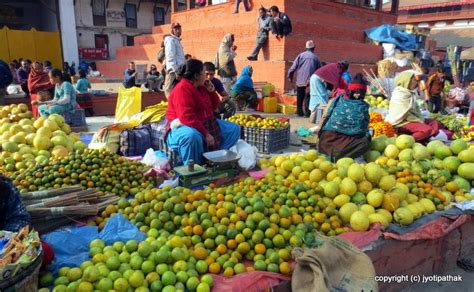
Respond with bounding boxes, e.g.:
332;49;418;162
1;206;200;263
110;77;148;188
99;213;146;245
42;214;145;274
365;24;417;51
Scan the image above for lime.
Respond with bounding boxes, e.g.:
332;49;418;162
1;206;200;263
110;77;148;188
113;278;129;292
125;240;138;253
156;263;169;275
142;260;155;274
200;274;214;287
138;241;153;257
77;281;93;292
39;272;54;287
130;255;144;270
113;241;125;253
176;270;189;283
186;276;200;291
54;276;69;286
162;285;177;292
105;256;121;270
53;284;67;292
129;270;145;288
58;267;70;277
89;239;105;249
108;270;122;282
150;280;163;292
162;271;177;286
267;263;279;273
196;282;211;292
96;278;113;291
195;260;208;274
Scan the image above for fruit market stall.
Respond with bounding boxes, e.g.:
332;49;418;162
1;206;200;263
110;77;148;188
1;102;474;292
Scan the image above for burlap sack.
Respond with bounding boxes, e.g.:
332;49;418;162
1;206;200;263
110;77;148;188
291;235;378;292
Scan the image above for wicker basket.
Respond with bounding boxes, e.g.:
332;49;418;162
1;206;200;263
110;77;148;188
0;251;43;292
241;124;290;153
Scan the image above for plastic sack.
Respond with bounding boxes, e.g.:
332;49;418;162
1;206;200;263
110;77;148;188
115;86;142;123
230;139;257;170
142;148;169;170
99;214;146;245
88;128;121;153
382;43;396;58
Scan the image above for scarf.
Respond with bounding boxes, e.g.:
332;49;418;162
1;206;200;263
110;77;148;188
28;63;52;94
232;66;254;93
315;63;343;88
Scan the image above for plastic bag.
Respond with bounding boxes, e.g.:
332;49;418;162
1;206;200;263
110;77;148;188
115;86;142;123
142;148;169;170
88;128;121;153
230;139;257;170
382;43;396;58
99;214;146;245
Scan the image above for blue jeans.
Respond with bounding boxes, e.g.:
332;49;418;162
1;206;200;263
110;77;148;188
166;119;240;165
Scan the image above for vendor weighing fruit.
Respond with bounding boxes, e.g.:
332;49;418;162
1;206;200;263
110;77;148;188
34;69;77;118
165;59;240;165
0;175;31;232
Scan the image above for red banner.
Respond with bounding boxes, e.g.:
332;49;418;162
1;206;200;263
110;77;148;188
78;48;109;59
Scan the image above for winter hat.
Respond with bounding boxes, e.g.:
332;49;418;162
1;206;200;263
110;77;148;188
348;73;367;91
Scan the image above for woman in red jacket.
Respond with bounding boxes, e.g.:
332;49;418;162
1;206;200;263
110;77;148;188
166;59;240;165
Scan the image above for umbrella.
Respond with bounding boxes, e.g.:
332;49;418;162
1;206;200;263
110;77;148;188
365;24;417;51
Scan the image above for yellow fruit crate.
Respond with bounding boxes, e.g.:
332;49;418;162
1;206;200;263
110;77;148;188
277;104;296;115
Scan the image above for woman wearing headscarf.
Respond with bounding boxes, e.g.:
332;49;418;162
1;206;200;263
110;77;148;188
386;70;444;142
230;65;257;110
28;62;54;117
216;33;238;94
317;73;371;161
309;62;348;121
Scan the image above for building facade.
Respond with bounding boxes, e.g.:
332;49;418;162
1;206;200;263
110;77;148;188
73;0;171;62
385;0;474;49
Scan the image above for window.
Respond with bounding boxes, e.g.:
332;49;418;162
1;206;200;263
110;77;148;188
126;35;134;46
92;0;106;26
125;3;137;28
154;7;165;26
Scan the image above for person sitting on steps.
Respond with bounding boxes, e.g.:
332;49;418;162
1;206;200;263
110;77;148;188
269;5;292;39
247;6;272;61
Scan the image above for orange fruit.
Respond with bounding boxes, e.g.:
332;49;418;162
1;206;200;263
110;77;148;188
193;225;203;235
279;262;292;274
209;262;221;274
216;244;227;255
227;239;237;250
254;244;266;255
193;247;208;260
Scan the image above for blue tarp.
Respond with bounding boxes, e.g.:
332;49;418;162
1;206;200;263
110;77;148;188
42;214;146;274
365;24;417;51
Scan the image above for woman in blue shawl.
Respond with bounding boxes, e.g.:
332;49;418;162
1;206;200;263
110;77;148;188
317;73;371;161
230;65;257;110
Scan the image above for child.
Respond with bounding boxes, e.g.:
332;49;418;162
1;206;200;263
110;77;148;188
203;62;237;119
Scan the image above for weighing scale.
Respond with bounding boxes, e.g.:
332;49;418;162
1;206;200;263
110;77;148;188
174;150;241;188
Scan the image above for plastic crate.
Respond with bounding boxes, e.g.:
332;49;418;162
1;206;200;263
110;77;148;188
64;108;86;126
157;136;183;167
241;124;290;153
277;104;296;115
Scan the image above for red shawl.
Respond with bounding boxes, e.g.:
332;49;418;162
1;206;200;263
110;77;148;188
28;64;53;94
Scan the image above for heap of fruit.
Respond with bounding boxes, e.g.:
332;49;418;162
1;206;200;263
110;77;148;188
369;112;395;137
227;114;288;129
430;113;473;141
364;95;389;109
365;135;474;184
10;148;154;196
0;104;86;175
42;239;215;292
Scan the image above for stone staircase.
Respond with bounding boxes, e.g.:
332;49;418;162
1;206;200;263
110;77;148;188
96;0;396;92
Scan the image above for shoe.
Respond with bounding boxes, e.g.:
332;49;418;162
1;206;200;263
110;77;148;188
247;56;257;61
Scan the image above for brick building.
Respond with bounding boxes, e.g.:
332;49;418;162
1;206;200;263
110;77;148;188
384;0;474;49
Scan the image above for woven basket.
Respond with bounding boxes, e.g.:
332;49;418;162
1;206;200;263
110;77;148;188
0;251;43;292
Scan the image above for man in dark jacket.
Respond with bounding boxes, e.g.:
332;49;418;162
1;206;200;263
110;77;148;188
0;175;31;232
0;59;13;105
288;41;321;117
269;6;292;38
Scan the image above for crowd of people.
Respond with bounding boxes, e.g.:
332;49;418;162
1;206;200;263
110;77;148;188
0;58;93;117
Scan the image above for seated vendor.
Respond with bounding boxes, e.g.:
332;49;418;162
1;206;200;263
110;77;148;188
386;70;444;142
75;69;93;116
230;65;257;111
166;59;240;165
0;175;31;232
203;62;237;119
36;69;77;118
318;73;371;161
